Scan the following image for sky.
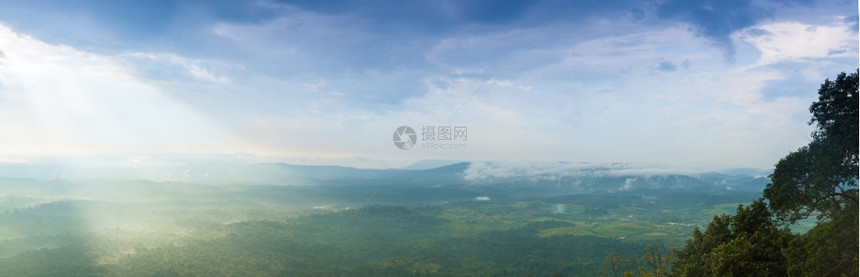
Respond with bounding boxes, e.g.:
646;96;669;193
0;0;856;169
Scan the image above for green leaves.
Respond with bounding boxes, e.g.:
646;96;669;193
809;70;859;154
676;70;860;277
672;200;792;277
765;69;859;223
786;207;858;276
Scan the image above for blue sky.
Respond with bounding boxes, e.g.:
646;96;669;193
0;0;856;169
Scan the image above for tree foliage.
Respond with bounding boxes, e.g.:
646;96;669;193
601;243;674;277
674;70;859;277
764;70;859;222
785;207;859;276
672;200;792;277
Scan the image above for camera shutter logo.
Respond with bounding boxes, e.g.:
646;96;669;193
393;126;417;150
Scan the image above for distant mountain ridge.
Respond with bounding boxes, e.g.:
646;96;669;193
0;161;768;193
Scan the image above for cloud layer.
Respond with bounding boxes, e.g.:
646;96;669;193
0;0;855;169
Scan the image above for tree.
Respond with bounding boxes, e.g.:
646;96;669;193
637;243;674;277
677;70;859;277
672;200;793;277
764;70;858;222
601;252;629;277
785;206;858;276
601;243;674;277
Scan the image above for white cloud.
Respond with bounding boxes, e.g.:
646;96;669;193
0;4;848;170
620;178;636;191
462;161;739;182
309;24;819;169
737;21;857;64
122;52;233;83
0;24;244;158
403;25;811;167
